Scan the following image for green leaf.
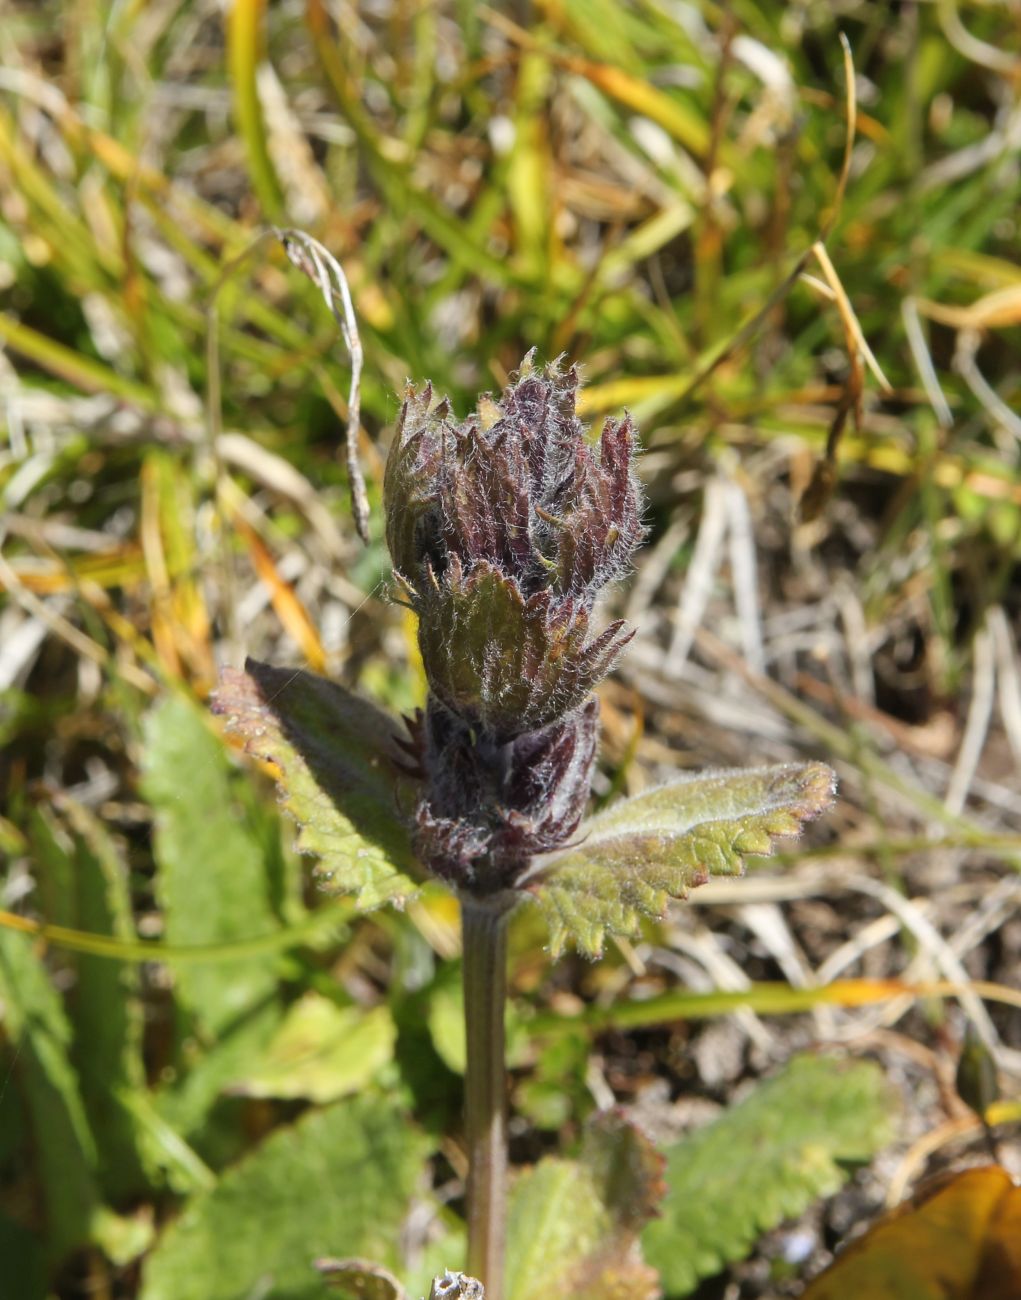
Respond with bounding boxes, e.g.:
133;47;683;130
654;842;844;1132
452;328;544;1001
24;798;148;1195
141;693;281;1037
229;994;396;1104
0;926;149;1268
0;929;100;1260
227;0;285;219
530;762;836;957
211;659;419;910
155;1000;283;1149
506;1111;665;1300
643;1053;894;1297
25;802;76;928
0;1213;47;1300
58;797;149;1197
425;967;530;1077
139;1096;431;1300
426;976;469;1075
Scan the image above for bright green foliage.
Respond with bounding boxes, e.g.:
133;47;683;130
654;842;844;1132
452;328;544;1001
139;1096;431;1300
230;994;396;1104
643;1054;894;1296
531;762;836;956
212;660;419;909
505;1112;665;1300
425;975;470;1075
516;1029;592;1131
142;694;282;1037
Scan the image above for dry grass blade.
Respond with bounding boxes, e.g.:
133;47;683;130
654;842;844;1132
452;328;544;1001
274;228;370;544
901;297;954;429
811;241;891;394
953;329;1021;441
944;621;996;816
665;477;729;676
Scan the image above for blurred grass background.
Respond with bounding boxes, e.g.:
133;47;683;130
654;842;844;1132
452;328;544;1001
1;1;1020;1297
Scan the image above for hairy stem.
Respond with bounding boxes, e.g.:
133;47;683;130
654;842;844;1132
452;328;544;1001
462;895;513;1300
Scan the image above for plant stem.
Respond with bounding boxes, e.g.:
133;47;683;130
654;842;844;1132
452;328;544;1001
461;895;512;1300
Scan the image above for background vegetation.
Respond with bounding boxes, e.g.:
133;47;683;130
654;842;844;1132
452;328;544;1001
0;1;1019;1296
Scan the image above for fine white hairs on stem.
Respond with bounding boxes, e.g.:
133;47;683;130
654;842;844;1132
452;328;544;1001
274;226;370;543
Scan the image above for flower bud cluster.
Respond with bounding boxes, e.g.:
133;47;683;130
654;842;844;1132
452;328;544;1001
385;353;643;892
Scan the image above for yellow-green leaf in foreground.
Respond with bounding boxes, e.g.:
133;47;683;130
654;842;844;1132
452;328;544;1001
529;762;836;957
802;1165;1021;1300
506;1111;665;1300
212;659;419;910
228;993;395;1104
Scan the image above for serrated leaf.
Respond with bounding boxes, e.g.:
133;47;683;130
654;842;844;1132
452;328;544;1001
0;929;100;1261
212;659;419;909
23;799;149;1197
229;994;395;1104
506;1111;665;1300
643;1054;893;1297
26;801;76;928
59;797;149;1197
140;1095;431;1300
529;762;836;956
802;1165;1021;1300
141;694;281;1037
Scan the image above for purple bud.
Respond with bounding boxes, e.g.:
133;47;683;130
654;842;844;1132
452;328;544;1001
384;354;644;890
384;353;643;739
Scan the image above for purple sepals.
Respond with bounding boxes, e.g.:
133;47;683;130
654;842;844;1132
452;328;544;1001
382;384;448;583
411;697;599;891
383;354;643;886
384;355;643;740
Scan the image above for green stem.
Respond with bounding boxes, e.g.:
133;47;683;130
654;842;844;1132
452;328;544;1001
461;895;513;1300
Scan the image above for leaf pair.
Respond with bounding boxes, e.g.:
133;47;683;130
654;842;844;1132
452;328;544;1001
211;660;835;956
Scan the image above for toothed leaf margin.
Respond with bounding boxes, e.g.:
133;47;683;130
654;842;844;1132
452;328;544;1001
211;659;420;910
529;762;836;957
